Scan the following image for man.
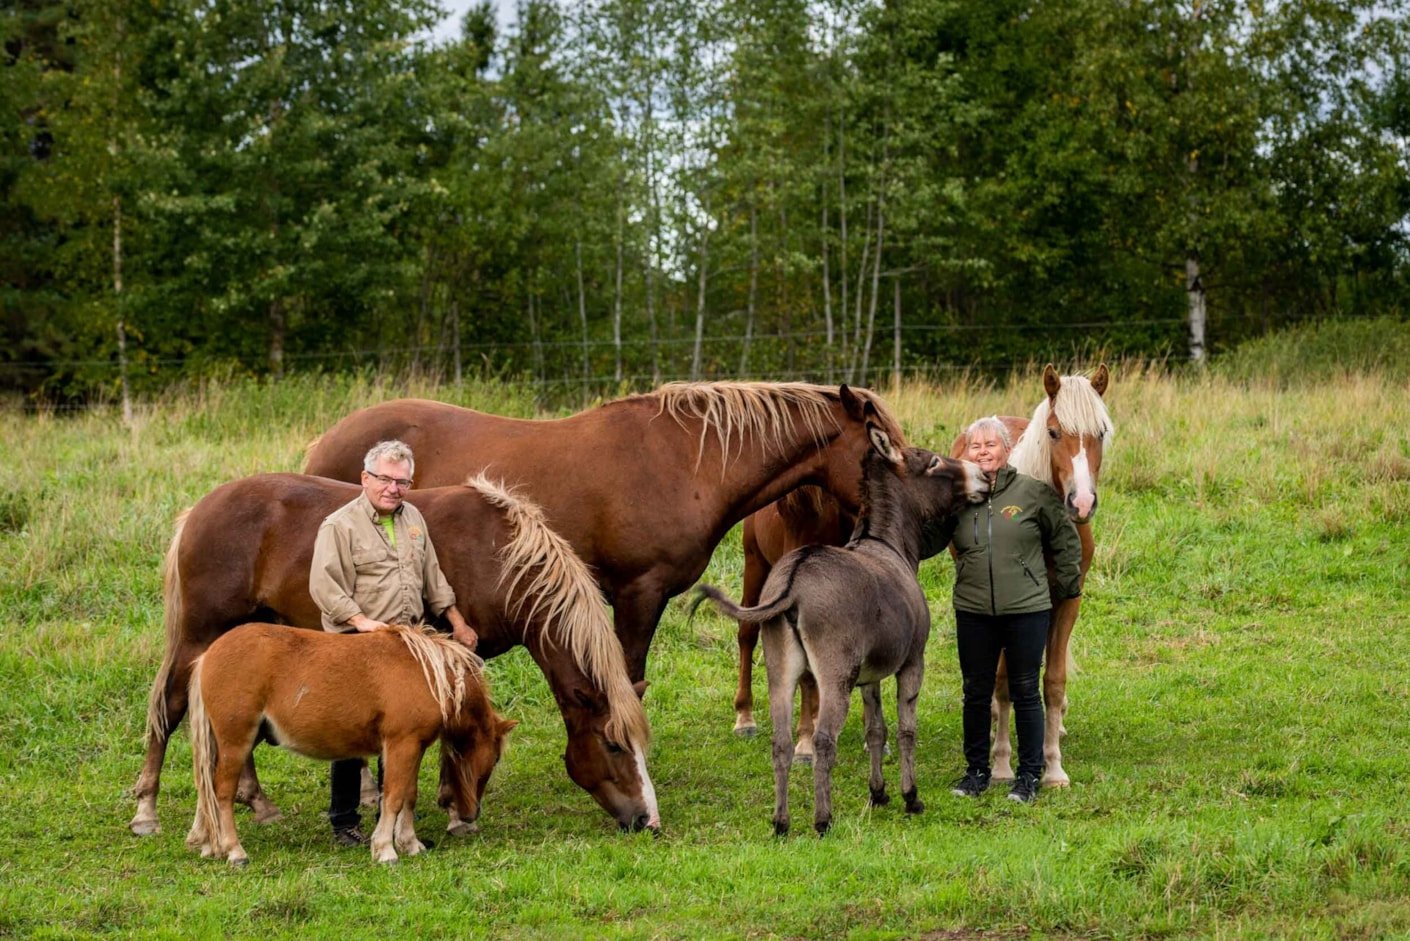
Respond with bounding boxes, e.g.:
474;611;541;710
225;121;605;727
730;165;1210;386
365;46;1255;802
309;439;478;846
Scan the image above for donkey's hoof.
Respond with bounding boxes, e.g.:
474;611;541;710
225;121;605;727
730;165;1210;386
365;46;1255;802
869;788;890;807
904;799;925;815
814;819;831;837
772;819;789;837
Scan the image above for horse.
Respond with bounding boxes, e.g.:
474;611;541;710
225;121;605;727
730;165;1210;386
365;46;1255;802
129;474;657;838
692;425;987;835
948;363;1112;787
301;383;908;684
186;623;517;865
730;364;1112;785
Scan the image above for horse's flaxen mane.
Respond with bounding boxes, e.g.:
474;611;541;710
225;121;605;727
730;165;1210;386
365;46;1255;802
636;382;904;469
1008;374;1115;481
389;624;486;727
466;474;651;750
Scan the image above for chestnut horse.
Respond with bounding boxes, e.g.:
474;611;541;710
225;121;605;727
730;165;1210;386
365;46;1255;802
302;383;907;682
130;474;656;838
730;364;1112;784
952;364;1112;787
187;624;517;865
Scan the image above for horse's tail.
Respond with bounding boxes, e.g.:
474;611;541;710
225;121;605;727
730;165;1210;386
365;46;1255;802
187;654;221;848
467;474;651;751
143;509;190;747
689;583;794;625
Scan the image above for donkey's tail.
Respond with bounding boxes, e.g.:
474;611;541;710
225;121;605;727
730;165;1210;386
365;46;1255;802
143;509;190;747
689;584;794;625
187;655;221;849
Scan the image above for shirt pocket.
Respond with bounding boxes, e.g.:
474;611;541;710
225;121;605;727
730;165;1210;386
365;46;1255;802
351;542;389;568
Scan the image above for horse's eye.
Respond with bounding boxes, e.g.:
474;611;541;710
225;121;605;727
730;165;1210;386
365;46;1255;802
605;742;625;755
1047;428;1060;441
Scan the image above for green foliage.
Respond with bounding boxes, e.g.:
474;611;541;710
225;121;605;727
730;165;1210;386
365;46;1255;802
1216;314;1410;384
2;370;1410;937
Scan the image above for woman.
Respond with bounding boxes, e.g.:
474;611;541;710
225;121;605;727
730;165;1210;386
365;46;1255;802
939;416;1083;804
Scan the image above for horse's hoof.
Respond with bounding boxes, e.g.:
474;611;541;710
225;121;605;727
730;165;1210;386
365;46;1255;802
446;821;478;837
733;723;758;738
129;817;160;837
228;855;249;868
253;808;283;825
792;752;814;766
1042;773;1071;789
869;788;890;807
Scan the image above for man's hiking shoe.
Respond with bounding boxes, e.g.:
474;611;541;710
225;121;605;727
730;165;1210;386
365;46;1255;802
950;769;991;798
1007;773;1041;805
333;826;369;847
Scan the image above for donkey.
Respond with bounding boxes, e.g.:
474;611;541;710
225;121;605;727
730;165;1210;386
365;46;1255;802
693;425;987;835
186;623;517;865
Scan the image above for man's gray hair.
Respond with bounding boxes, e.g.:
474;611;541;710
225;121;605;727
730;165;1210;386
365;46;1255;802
363;439;415;477
965;416;1012;450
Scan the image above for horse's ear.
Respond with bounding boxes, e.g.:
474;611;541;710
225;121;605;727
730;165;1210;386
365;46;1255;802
498;718;520;736
839;384;873;421
1043;363;1061;401
1091;363;1110;397
867;422;903;463
632;680;649;700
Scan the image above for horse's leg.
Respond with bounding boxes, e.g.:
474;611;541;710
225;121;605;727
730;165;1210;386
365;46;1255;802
733;533;769;736
390;745;427;857
370;744;408;864
861;682;888;807
763;620;803;836
991;651;1016;782
810;678;851;836
1042;596;1082;788
896;655;925;815
612;583;670;684
211;743;249;866
793;673;819;764
130;643;200;836
234;754;282;824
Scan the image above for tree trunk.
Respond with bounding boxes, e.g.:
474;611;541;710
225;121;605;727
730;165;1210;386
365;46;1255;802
613;168;625;384
860;193;885;387
849;197;874;384
113;194;131;426
821;112;835;384
1187;253;1206;364
741;200;759;375
891;275;902;393
575;237;590;390
691;202;711;380
837;110;850;380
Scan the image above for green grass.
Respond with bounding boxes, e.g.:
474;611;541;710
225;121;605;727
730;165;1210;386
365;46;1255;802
2;366;1409;939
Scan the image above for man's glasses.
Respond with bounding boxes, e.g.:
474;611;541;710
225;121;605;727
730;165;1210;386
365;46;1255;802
367;472;413;489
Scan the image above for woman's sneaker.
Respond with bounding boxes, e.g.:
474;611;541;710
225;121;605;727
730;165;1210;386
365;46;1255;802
950;768;991;798
1007;772;1041;804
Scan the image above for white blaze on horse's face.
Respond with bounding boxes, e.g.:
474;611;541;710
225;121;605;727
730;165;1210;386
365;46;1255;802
1047;415;1102;523
634;746;660;830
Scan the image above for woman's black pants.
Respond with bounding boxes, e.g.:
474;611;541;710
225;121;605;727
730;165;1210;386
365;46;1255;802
954;608;1050;779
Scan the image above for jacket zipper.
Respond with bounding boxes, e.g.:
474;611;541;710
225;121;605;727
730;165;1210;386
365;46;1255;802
1019;556;1041;588
986;497;996;615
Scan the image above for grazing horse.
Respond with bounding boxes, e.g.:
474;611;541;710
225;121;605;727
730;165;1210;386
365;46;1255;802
302;383;907;683
731;364;1113;785
130;474;656;837
187;624;517;865
693;426;987;835
949;363;1112;787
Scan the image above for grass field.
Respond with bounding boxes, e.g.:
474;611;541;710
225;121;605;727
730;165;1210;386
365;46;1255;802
2;363;1409;939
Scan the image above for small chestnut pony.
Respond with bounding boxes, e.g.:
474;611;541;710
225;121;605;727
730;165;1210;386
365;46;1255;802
186;623;516;866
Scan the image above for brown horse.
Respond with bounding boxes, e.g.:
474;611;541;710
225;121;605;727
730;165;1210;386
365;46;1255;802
731;364;1112;783
302;383;907;684
693;426;987;835
950;364;1112;787
130;474;656;838
187;624;517;865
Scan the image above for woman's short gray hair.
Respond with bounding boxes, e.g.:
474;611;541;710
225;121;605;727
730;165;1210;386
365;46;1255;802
363;440;416;476
965;416;1012;450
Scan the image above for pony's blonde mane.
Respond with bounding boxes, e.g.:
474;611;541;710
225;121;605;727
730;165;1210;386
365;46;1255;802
389;624;486;727
466;474;651;750
638;381;904;470
1008;374;1115;482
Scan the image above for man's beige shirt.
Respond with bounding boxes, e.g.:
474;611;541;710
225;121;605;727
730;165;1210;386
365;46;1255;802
309;492;458;632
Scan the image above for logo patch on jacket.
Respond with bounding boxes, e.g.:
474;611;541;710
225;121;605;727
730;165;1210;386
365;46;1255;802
1001;505;1023;520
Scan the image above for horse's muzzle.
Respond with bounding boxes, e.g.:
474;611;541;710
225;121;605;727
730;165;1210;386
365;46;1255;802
1066;490;1098;523
620;812;658;835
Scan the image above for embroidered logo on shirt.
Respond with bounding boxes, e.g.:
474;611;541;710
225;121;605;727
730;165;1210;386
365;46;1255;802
1001;505;1023;520
409;525;423;542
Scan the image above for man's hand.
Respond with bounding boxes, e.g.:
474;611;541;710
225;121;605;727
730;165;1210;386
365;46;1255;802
446;607;478;651
348;614;389;633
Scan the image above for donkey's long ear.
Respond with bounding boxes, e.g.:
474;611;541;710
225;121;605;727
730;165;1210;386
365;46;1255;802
840;384;874;421
1043;363;1061;402
1091;363;1110;397
867;422;903;463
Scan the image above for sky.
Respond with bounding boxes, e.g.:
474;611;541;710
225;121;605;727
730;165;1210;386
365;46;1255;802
427;0;516;46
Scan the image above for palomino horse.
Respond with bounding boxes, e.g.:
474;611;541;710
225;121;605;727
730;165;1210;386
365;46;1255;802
731;364;1112;782
187;624;517;865
130;474;656;837
947;363;1112;787
693;426;987;835
302;383;907;683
